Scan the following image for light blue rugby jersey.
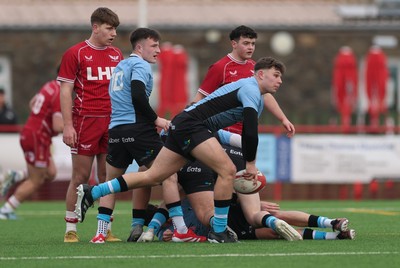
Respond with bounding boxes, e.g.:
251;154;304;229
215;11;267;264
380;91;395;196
108;54;154;129
185;77;264;132
217;129;233;145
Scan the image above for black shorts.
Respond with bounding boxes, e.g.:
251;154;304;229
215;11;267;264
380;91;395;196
223;145;245;171
177;144;246;194
106;123;163;168
228;202;257;240
164;112;213;162
177;160;217;194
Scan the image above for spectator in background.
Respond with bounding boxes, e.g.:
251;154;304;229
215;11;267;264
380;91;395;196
0;88;17;125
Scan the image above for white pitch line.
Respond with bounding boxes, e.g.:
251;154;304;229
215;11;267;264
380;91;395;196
0;251;398;261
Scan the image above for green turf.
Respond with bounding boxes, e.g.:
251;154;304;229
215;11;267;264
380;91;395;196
1;200;399;268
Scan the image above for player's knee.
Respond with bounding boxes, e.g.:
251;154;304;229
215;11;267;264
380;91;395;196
72;173;90;184
200;211;214;227
163;174;178;184
30;173;48;186
45;173;56;181
223;161;237;181
144;171;164;186
44;167;57;181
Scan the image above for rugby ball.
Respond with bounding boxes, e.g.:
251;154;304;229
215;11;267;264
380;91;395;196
234;169;267;194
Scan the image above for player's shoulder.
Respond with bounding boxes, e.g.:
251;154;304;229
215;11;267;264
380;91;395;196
41;80;60;95
66;41;89;52
61;41;90;59
209;55;232;69
247;58;256;65
236;77;259;95
126;55;151;69
107;45;123;56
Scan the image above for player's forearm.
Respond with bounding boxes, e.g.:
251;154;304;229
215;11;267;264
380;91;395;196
60;88;73;126
52;113;64;133
242;108;258;162
131;80;157;122
192;91;206;103
263;93;288;123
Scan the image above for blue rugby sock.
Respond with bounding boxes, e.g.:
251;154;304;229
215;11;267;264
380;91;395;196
148;208;168;233
91;179;122;200
131;218;145;227
313;230;327;240
213;200;231;233
262;215;278;231
97;213;111;222
131;209;146;227
167;202;187;233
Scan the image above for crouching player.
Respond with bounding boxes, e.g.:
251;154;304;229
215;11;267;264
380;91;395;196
139;130;355;242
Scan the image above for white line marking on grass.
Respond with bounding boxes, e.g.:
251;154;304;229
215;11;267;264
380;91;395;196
0;251;398;261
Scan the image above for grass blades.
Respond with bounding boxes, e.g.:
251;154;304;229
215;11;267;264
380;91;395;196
0;200;399;268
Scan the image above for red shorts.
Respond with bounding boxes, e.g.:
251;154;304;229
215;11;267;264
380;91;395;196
20;129;52;168
71;115;109;156
223;122;243;135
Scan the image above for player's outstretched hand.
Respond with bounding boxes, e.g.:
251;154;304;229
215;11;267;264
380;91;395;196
282;118;295;138
260;201;280;213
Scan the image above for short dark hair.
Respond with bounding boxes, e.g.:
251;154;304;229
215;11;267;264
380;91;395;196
255;57;286;74
91;7;120;27
229;25;258;41
130;28;161;50
0;88;4;95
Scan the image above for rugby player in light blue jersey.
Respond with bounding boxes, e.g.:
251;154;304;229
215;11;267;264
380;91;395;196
77;56;286;243
91;27;204;244
90;28;175;243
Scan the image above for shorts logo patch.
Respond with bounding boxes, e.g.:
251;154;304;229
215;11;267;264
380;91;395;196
80;144;92;150
186;166;202;172
109;138;120;143
122;137;134;143
182;139;191;150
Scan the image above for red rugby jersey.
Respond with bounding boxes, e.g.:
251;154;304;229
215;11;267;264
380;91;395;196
198;54;255;134
57;40;123;116
24;80;61;137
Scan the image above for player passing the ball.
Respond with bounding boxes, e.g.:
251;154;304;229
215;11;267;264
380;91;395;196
75;56;285;243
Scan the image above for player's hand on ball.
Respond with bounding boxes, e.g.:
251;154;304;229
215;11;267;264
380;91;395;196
234;169;267;194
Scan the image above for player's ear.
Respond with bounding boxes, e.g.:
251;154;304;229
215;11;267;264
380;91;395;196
231;39;238;48
136;42;143;53
255;69;264;79
92;23;100;33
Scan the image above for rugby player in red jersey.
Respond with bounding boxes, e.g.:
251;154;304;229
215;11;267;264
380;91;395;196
0;73;62;220
194;25;294;136
57;7;123;243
